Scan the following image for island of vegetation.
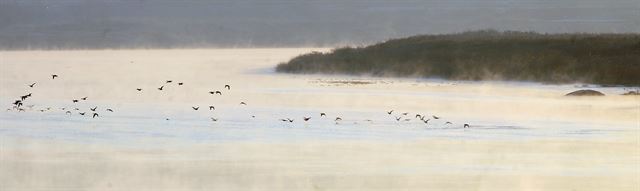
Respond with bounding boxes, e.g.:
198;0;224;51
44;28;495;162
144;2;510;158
276;30;640;86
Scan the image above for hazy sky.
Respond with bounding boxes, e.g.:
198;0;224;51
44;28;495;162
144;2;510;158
1;0;638;49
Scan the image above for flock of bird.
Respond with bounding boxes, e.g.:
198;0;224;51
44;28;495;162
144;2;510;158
7;74;472;129
10;74;112;119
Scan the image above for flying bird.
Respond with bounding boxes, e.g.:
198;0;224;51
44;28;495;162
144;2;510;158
90;107;97;111
81;97;88;101
395;117;402;121
225;85;231;90
79;112;86;116
210;117;218;122
464;124;470;128
106;109;114;112
240;102;247;105
136;88;142;91
166;80;172;83
444;121;452;125
423;119;430;124
66;111;72;115
335;117;342;121
432;115;440;119
303;117;311;121
387;110;394;115
287;118;294;123
320;113;326;117
416;114;422;118
92;113;99;118
192;107;199;110
209;106;215;110
52;74;58;79
158;86;164;90
72;99;79;103
402;112;408;116
178;82;184;86
28;83;36;88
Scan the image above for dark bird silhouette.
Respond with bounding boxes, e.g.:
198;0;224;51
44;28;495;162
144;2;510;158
303;117;311;121
20;95;29;101
464;124;470;128
79;112;86;116
52;74;58;79
320;113;326;117
178;82;184;86
387;110;394;115
28;83;36;88
66;111;72;115
81;97;88;101
165;118;170;121
92;113;99;118
423;119;430;124
166;80;172;83
210;117;218;122
72;99;79;103
225;85;231;90
215;91;222;95
419;116;426;121
209;91;222;95
335;117;342;121
416;114;422;118
136;88;142;91
60;107;66;110
90;107;97;111
209;106;215;110
402;112;408;116
395;117;402;121
158;86;164;90
13;100;21;105
287;118;294;123
280;119;288;122
432;115;440;119
74;108;79;110
192;107;199;110
445;121;452;125
106;109;114;112
240;102;247;105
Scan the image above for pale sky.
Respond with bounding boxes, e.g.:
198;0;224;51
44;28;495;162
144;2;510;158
1;0;638;49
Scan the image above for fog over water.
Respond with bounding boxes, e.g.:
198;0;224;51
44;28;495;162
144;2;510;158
1;49;638;190
1;0;639;49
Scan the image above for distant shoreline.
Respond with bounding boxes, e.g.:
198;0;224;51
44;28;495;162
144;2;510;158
276;30;640;86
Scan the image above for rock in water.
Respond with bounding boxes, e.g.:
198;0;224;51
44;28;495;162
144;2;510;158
565;89;605;96
621;91;640;96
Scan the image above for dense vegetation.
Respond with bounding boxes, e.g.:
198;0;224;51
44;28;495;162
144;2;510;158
276;30;640;86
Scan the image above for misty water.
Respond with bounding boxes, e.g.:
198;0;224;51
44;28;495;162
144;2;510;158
0;49;638;190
